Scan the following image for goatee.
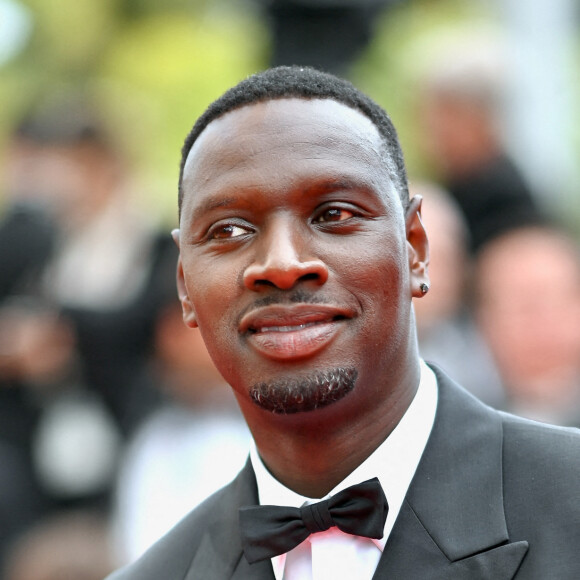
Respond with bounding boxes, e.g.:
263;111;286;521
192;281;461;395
249;367;358;414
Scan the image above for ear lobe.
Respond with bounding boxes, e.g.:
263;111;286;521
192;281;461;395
176;255;198;328
405;196;430;298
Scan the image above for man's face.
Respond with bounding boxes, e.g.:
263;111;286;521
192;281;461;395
177;98;426;419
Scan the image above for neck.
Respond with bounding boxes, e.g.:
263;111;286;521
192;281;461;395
239;359;421;498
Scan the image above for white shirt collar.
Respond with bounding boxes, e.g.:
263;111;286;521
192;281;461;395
250;360;438;571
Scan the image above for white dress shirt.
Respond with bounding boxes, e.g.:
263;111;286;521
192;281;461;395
250;360;438;580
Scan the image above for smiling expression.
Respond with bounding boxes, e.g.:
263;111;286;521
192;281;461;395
176;98;426;418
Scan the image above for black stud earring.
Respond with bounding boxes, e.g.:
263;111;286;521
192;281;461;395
420;283;430;295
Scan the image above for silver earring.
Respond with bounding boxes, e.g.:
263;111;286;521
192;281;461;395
420;283;430;295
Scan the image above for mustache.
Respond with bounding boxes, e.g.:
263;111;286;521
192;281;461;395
236;289;334;323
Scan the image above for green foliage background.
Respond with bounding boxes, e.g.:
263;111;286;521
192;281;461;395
0;0;269;222
1;0;578;224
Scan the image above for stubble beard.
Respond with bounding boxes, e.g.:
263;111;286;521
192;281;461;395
249;367;358;414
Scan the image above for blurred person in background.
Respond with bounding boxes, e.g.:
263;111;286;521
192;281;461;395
111;301;251;565
0;93;177;567
475;225;580;427
2;93;178;434
412;181;505;408
417;39;544;253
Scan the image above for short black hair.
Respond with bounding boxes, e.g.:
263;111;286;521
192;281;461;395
178;66;409;217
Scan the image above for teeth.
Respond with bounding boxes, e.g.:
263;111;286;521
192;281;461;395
258;321;319;333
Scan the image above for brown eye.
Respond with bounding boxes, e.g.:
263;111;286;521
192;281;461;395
316;208;355;223
210;224;250;239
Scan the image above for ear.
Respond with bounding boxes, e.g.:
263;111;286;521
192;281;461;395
173;229;198;328
405;196;430;298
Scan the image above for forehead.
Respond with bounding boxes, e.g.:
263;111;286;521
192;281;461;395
181;98;392;215
186;97;383;165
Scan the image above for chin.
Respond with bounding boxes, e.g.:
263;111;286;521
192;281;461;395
248;367;358;414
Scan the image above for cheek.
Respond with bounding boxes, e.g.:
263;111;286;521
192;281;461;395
342;233;408;301
182;256;239;339
333;234;410;347
189;297;242;388
182;248;239;306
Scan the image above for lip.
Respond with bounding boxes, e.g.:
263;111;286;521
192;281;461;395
239;304;353;361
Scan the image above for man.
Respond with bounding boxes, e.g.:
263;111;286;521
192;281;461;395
108;67;580;579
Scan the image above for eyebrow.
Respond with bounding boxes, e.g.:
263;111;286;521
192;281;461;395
189;175;378;221
198;196;239;213
189;195;244;221
303;177;372;196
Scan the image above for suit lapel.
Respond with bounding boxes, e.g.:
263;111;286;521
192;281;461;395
374;367;528;579
185;459;275;580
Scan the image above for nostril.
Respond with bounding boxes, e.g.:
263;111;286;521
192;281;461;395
300;273;320;282
253;279;277;289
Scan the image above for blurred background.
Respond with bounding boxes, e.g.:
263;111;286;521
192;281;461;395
0;0;579;577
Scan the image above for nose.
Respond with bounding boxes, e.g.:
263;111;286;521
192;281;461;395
243;222;329;291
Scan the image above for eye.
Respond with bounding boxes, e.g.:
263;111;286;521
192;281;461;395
208;223;252;240
314;207;356;223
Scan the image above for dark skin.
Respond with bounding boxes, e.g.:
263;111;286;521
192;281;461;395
174;98;429;497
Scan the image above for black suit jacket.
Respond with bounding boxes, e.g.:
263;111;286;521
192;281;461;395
108;367;580;579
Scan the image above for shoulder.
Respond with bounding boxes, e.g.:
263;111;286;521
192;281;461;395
434;363;580;482
498;412;580;573
500;411;580;499
500;410;580;457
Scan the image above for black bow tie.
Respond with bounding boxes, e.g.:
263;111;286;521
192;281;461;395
239;477;388;564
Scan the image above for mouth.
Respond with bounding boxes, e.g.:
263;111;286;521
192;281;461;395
239;305;352;361
250;316;346;334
